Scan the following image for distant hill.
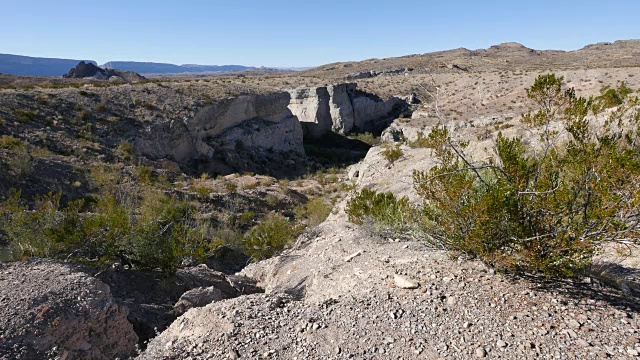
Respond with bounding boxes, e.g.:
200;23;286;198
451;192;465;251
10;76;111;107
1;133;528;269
0;54;97;76
301;39;640;78
101;61;253;74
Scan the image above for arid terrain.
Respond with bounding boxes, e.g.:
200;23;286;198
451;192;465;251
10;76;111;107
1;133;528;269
1;41;640;359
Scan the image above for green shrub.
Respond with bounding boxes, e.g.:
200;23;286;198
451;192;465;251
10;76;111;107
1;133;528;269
408;131;431;148
349;132;380;146
135;165;153;184
381;143;403;164
413;74;640;278
243;213;298;260
345;188;417;236
14;109;37;123
595;82;633;109
294;197;332;227
224;182;238;193
4;147;33;176
116;141;134;158
191;185;212;198
0;135;25;150
0;188;212;273
96;104;107;112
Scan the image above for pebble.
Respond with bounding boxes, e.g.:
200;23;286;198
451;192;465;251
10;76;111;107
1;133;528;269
393;275;419;289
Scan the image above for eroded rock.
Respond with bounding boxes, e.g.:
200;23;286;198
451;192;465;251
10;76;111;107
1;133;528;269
0;259;138;360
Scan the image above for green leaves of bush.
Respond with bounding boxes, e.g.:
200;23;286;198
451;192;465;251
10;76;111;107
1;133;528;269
412;74;640;278
243;213;299;260
345;188;418;237
0;188;211;273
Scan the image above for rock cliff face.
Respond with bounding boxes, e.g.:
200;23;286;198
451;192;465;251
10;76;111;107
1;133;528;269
288;87;332;138
134;92;305;177
288;83;405;139
134;85;404;176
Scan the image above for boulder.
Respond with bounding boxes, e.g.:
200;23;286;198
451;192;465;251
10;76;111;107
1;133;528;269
173;286;224;316
0;259;138;360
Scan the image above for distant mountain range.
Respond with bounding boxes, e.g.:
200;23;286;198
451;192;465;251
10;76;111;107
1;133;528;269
101;61;253;74
0;54;268;76
0;54;97;76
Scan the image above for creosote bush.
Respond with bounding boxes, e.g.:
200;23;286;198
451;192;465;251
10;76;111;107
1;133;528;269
413;74;640;277
294;197;332;227
243;213;299;260
0;135;25;150
0;167;212;273
345;188;418;236
382;143;403;164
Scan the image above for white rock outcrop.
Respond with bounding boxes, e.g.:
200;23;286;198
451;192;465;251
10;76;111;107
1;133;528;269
288;83;405;139
135;92;305;176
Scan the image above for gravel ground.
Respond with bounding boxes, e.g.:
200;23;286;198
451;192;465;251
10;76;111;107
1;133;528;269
0;259;137;360
139;220;640;359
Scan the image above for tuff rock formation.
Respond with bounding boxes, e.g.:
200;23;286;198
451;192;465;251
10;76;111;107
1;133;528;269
134;92;305;177
288;83;405;139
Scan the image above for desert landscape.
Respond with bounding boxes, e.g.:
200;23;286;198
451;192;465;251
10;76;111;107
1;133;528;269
1;28;640;360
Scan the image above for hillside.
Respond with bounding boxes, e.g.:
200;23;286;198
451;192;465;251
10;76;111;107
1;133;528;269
301;40;640;78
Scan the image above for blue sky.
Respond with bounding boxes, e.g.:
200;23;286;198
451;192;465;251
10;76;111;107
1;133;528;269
1;0;639;67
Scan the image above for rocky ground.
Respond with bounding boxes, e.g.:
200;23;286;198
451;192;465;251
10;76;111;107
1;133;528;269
0;259;138;360
140;219;640;359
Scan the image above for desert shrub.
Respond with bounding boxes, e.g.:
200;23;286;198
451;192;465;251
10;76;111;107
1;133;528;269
4;146;33;176
381;143;403;164
14;109;37;123
345;188;418;236
349;132;380;145
595;82;633;109
294;197;332;227
96;104;107;112
235;211;255;228
76;111;90;122
191;185;212;198
224;182;238;193
135;165;153;184
408;128;452;149
413;74;640;277
0;188;212;273
243;213;298;260
0;135;25;150
116;141;134;159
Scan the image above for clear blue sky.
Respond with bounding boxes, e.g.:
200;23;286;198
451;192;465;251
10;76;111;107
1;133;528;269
1;0;639;67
